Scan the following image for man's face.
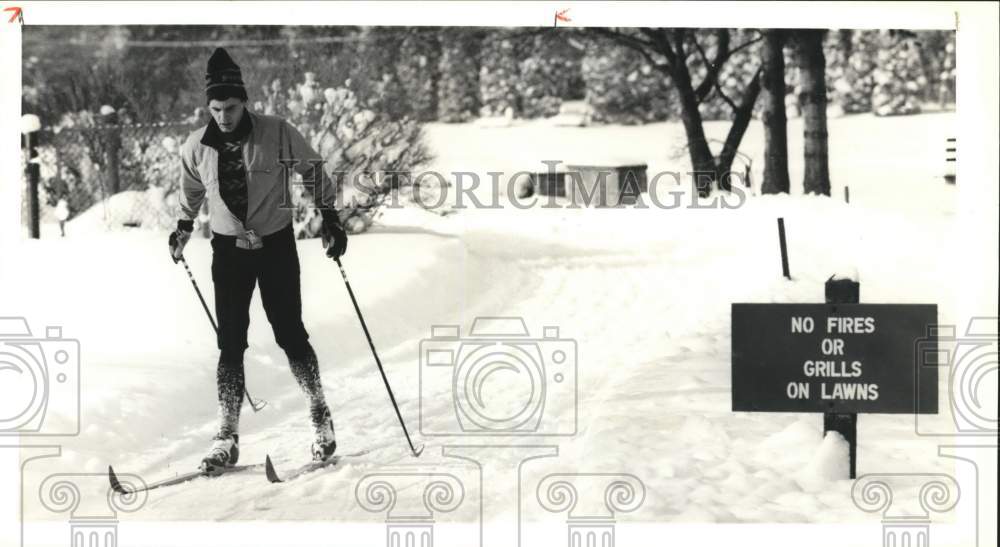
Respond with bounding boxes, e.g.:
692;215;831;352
208;98;245;132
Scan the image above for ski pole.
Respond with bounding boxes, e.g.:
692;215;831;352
178;256;267;412
334;257;424;457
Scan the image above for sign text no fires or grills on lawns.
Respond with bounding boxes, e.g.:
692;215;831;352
731;304;938;414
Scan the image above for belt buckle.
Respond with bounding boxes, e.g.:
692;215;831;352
238;230;263;250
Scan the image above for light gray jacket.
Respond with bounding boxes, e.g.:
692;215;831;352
178;111;336;237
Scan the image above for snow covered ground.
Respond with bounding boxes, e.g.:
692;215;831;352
5;111;983;535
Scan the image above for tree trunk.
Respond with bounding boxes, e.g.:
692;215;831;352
760;30;790;194
717;70;762;190
838;29;853;61
589;28;770;197
798;30;831;196
671;65;717;197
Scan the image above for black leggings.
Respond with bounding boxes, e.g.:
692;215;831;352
210;223;327;437
212;223;310;361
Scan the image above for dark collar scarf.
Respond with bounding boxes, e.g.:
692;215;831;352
201;109;254;150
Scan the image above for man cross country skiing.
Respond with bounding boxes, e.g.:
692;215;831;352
168;48;348;472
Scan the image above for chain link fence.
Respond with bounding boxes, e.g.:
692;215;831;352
22;116;205;236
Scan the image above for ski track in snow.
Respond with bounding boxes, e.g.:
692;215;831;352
7;112;967;524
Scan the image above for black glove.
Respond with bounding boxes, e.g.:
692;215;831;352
168;220;194;263
320;210;348;259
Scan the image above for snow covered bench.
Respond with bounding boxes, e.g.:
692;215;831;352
529;162;649;207
529;166;567;198
519;161;649;207
565;163;648;207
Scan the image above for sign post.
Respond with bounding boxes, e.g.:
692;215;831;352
777;218;791;279
823;277;861;478
732;289;938;479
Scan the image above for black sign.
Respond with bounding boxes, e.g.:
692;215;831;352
732;303;938;414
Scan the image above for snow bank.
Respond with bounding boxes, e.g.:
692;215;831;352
68;186;178;233
796;432;851;490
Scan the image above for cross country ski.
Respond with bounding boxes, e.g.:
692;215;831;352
263;447;377;483
108;462;265;495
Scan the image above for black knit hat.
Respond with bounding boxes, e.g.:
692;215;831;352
205;47;246;100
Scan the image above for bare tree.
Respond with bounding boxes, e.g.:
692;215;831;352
590;28;763;196
760;29;790;194
796;29;831;195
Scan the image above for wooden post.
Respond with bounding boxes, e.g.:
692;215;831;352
777;218;791;279
824;276;859;479
844;185;850;204
25;131;40;239
103;110;121;195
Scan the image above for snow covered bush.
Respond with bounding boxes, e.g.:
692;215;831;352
36;134;99;222
397;30;440;122
824;30;952;116
871;32;927;116
478;30;523;118
436;28;481;122
516;32;582;119
262;70;432;237
841;31;880;114
136;133;184;193
33;111;109;222
296;85;433;237
517;56;562;119
938;36;956;106
582;39;675;124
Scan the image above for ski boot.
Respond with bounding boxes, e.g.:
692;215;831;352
200;434;239;474
311;411;337;462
